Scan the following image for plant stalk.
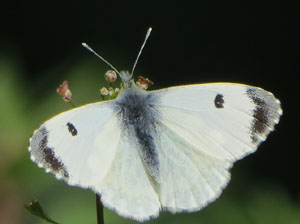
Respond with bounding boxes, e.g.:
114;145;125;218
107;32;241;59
96;194;104;224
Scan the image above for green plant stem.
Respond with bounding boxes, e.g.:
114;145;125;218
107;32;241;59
96;194;104;224
68;101;76;108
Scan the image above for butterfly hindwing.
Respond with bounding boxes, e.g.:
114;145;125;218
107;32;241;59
97;131;160;221
155;121;232;212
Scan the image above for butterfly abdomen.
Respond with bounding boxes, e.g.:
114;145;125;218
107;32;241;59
115;88;161;181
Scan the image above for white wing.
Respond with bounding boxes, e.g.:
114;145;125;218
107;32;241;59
29;100;160;221
29;82;282;220
29;101;120;187
155;122;231;212
151;83;282;211
97;130;160;221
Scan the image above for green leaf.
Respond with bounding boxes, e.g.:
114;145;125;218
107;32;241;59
24;200;60;224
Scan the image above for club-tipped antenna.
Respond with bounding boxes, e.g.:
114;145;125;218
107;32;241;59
82;42;121;76
131;27;152;76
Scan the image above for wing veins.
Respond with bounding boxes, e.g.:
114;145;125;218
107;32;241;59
158;122;224;194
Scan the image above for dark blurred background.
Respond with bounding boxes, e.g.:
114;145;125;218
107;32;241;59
0;0;298;224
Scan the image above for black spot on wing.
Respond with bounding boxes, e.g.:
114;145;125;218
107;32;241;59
247;88;269;143
30;126;69;178
214;94;224;108
66;122;78;136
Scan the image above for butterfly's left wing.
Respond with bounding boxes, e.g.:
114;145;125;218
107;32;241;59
150;83;282;212
29;101;121;187
29;100;160;221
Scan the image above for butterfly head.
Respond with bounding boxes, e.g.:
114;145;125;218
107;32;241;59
119;71;134;89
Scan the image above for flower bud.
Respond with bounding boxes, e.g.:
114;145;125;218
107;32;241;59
100;87;109;96
105;70;117;83
136;76;153;90
108;87;114;97
56;80;72;102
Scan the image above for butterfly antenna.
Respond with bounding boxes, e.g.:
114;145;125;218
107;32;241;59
131;27;152;76
82;42;122;76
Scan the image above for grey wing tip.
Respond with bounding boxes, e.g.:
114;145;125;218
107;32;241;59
29;125;69;179
246;87;282;144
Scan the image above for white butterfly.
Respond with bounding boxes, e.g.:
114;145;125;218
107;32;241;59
28;28;282;221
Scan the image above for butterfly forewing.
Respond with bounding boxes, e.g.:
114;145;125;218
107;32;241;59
152;83;282;161
29;100;121;188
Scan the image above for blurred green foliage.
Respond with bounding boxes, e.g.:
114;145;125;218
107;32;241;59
24;200;59;224
0;55;299;224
